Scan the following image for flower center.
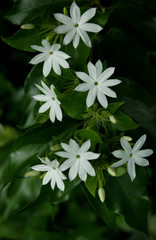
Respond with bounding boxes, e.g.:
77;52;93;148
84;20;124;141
52;97;55;101
129;153;133;157
94;82;98;86
74;23;79;27
49;51;53;55
52;167;56;170
76;155;80;159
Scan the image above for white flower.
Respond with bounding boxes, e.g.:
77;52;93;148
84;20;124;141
54;1;102;48
29;39;70;76
33;80;63;123
75;60;121;108
55;139;100;181
111;134;153;181
31;156;67;191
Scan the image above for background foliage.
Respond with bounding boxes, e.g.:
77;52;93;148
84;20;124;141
0;0;156;239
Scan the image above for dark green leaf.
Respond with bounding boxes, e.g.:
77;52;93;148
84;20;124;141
85;176;97;197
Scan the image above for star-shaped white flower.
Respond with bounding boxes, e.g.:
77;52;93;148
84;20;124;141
29;39;70;76
111;134;153;181
54;1;102;48
31;156;67;191
33;80;63;123
55;139;100;182
75;60;121;108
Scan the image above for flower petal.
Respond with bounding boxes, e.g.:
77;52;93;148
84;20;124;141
38;101;51;113
68;161;79;181
54;56;69;69
111;158;128;168
78;164;87;181
77;29;91;47
80;23;102;33
102;79;121;86
42;39;51;50
100;86;117;98
87;61;97;80
51;159;60;168
134;156;149;166
79;8;96;25
53;61;61;75
112;150;128;159
31;45;47;53
82;152;100;160
43;56;53;77
95;60;103;78
42;170;53;185
54;102;63;121
75;71;94;83
135;149;153;158
51;44;61;52
80;159;95;176
60;158;74;171
86;87;97;107
33;94;49;102
54;13;72;25
127;158;136;181
29;53;48;65
73;33;80;48
31;164;50;172
133;134;146;152
55;51;70;59
55;171;65;191
97;89;108;108
69;139;79;152
55;151;71;158
120;137;132;153
98;67;115;82
50;176;56;190
79;140;91;154
70;1;80;23
63;29;76;45
75;83;91;92
54;24;73;34
34;83;49;96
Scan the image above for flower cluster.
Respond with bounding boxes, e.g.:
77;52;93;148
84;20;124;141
29;1;153;193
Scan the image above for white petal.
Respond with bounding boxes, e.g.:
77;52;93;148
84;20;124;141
55;171;65;191
61;143;71;152
55;51;70;59
80;159;95;176
95;60;103;78
75;71;93;83
98;67;115;82
54;102;63;121
77;29;91;47
82;152;100;160
120;137;132;153
54;24;73;34
78;164;87;181
73;33;80;48
31;164;50;172
35;83;49;96
112;150;128;159
53;61;61;75
133;134;146;152
68;161;79;181
100;86;117;98
42;171;53;185
103;79;121;86
41;81;52;95
75;83;91;92
50;176;56;190
42;39;51;50
31;45;47;53
127;158;136;181
54;55;69;69
111;158;128;168
60;158;74;171
43;56;53;77
54;13;72;25
80;23;102;33
79;140;91;154
49;105;55;122
87;62;97;80
33;94;49;102
79;8;96;25
29;53;48;65
38;101;51;113
97;89;108;108
86;87;97;107
69;139;79;152
63;29;76;45
134;156;149;166
51;159;59;168
51;44;61;52
136;149;153;158
55;151;71;158
70;1;80;23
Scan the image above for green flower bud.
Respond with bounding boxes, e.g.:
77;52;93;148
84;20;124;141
109;115;117;124
20;23;34;30
98;187;105;203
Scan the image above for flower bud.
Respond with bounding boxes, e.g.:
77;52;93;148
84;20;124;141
25;170;39;177
109;115;117;124
123;136;132;141
20;23;34;30
50;144;61;151
98;187;105;203
107;167;116;176
63;7;68;15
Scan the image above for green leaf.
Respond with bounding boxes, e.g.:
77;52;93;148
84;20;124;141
111;111;139;131
85;176;98;197
82;184;117;231
107;102;125;114
105;169;149;234
2;28;44;52
74;129;102;150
